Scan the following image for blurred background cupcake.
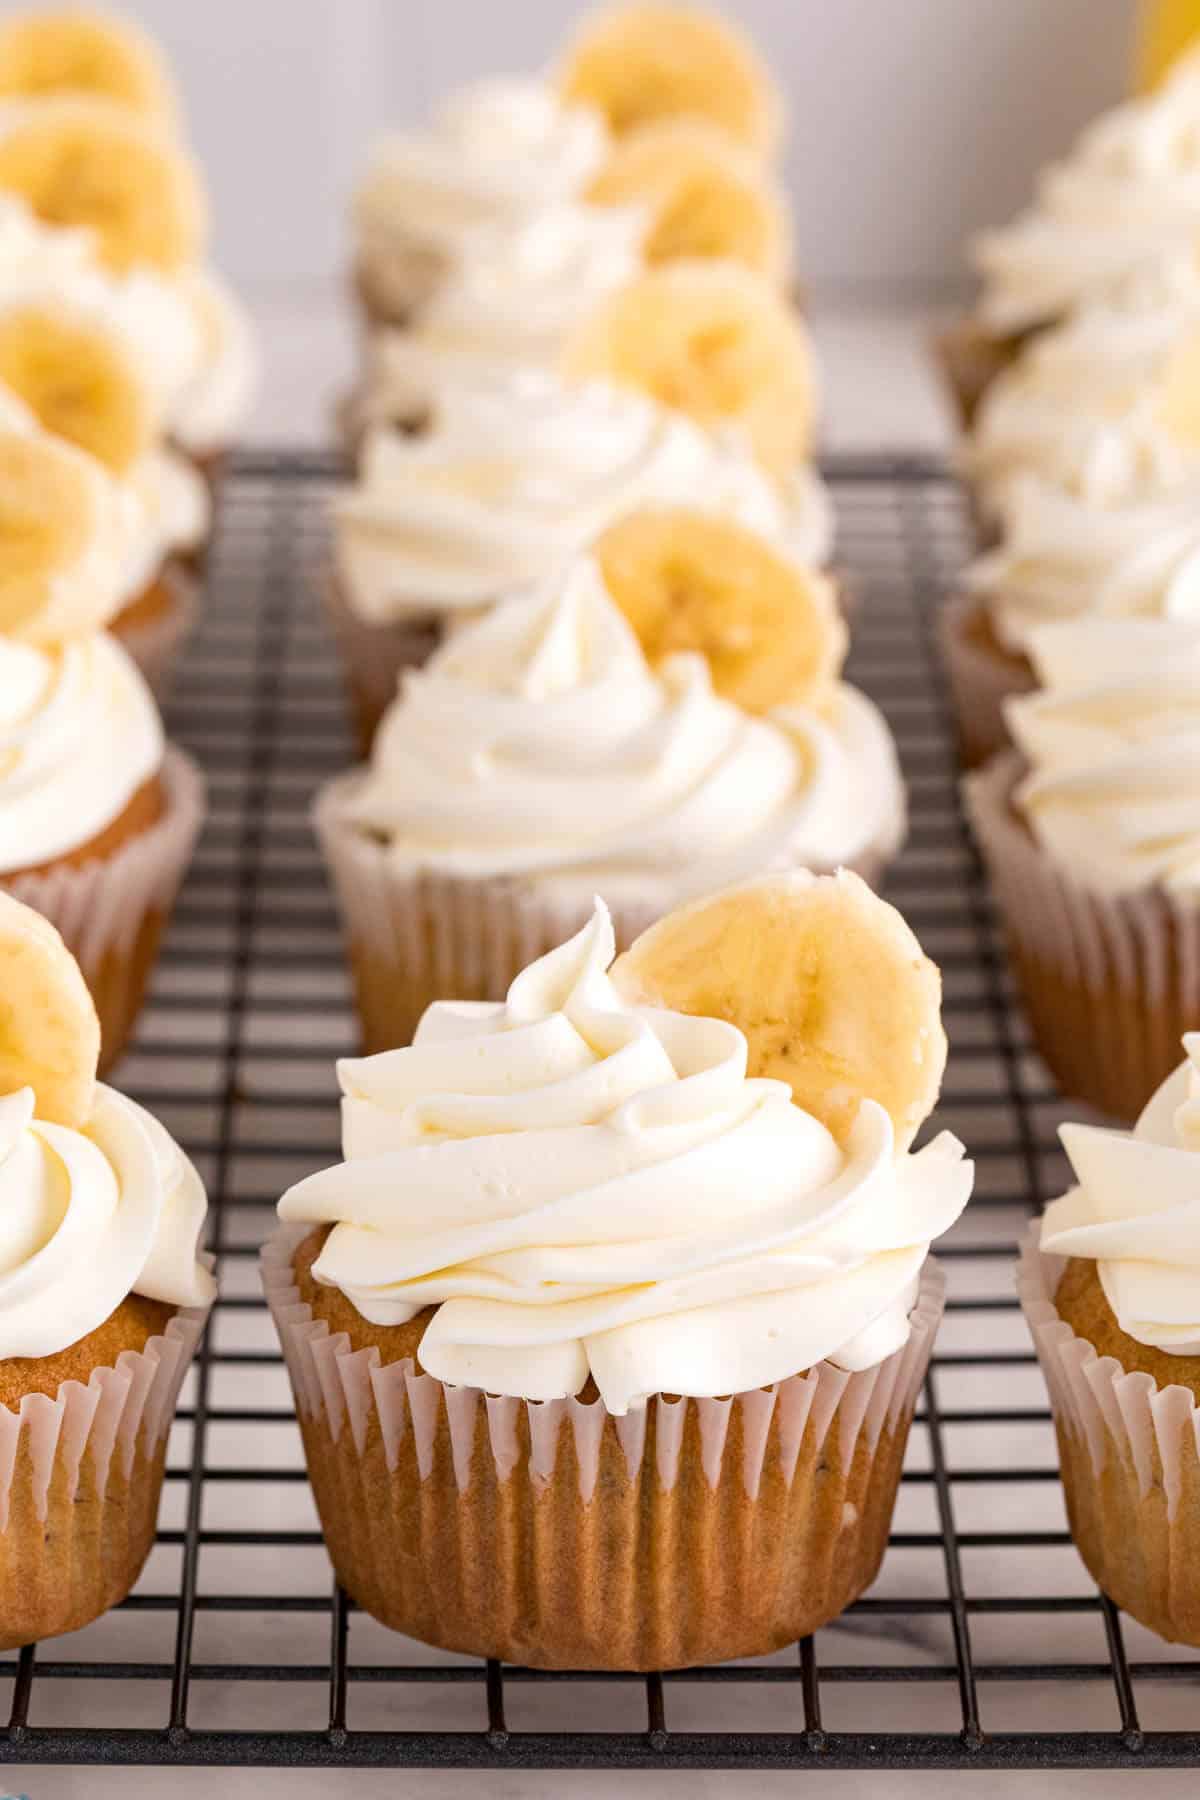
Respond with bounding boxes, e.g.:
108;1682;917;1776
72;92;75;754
316;524;903;1052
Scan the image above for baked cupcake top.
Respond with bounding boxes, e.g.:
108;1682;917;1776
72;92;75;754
967;474;1200;655
335;371;832;622
1007;616;1200;896
1042;1033;1200;1353
0;890;214;1359
332;550;902;903
280;880;970;1412
973;53;1200;335
0;632;163;875
964;289;1200;522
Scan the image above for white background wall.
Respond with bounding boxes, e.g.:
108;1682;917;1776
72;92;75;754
130;0;1136;303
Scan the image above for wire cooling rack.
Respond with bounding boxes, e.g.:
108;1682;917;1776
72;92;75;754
2;448;1199;1774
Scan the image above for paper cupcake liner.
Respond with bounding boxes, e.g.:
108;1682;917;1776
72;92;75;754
321;571;443;757
111;565;201;701
939;594;1034;770
3;747;206;1072
315;772;891;1054
966;752;1199;1121
0;1296;210;1650
1018;1228;1200;1645
263;1223;943;1669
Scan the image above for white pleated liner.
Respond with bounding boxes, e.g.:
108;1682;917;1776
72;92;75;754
938;593;1034;769
111;564;201;701
263;1223;944;1504
1017;1227;1200;1522
3;746;206;975
0;1300;209;1531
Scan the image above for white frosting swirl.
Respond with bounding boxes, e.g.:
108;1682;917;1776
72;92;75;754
967;474;1200;654
337;560;903;904
120;447;210;597
336;373;832;621
965;296;1200;521
0;1082;214;1359
1042;1032;1200;1354
974;53;1200;333
170;267;257;455
1008;616;1200;896
0;632;162;875
354;78;610;267
279;902;971;1413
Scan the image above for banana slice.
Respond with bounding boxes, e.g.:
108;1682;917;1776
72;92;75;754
0;298;155;473
611;870;947;1151
1156;326;1200;447
0;96;205;271
0;422;130;640
562;260;816;477
559;3;782;156
594;506;845;712
0;891;100;1129
0;10;180;127
587;118;791;279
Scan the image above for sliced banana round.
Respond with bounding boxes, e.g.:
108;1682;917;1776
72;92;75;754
594;505;845;713
0;298;156;474
0;891;100;1129
562;260;816;478
0;10;180;128
611;870;947;1152
559;3;782;157
587;118;791;279
0;422;133;641
0;96;205;271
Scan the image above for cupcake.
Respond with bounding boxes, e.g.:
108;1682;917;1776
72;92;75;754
938;51;1200;427
942;474;1200;767
966;616;1200;1120
330;369;834;750
1018;1034;1200;1644
349;3;784;341
0;888;215;1650
317;531;904;1053
0;420;205;1068
266;871;972;1670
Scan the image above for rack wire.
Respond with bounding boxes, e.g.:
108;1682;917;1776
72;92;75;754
3;448;1198;1772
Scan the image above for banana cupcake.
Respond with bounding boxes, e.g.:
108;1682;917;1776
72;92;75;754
266;872;971;1669
1018;1034;1200;1644
330;369;833;749
967;616;1200;1120
0;890;214;1651
317;535;903;1052
1;418;204;1067
938;50;1200;427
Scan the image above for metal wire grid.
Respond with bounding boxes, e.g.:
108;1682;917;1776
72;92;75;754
1;448;1198;1772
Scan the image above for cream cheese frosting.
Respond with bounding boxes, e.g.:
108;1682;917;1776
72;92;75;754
335;373;833;622
1007;616;1200;896
967;475;1200;654
964;295;1200;522
0;632;163;874
169;266;257;455
1042;1033;1200;1354
279;901;972;1412
336;560;903;904
0;1081;214;1359
974;52;1200;334
354;77;611;268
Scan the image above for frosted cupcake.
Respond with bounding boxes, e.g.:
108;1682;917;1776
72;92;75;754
943;474;1200;766
329;370;833;749
317;535;903;1052
0;420;204;1068
939;50;1200;426
266;872;971;1669
0;889;214;1650
1019;1035;1200;1644
966;616;1200;1119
